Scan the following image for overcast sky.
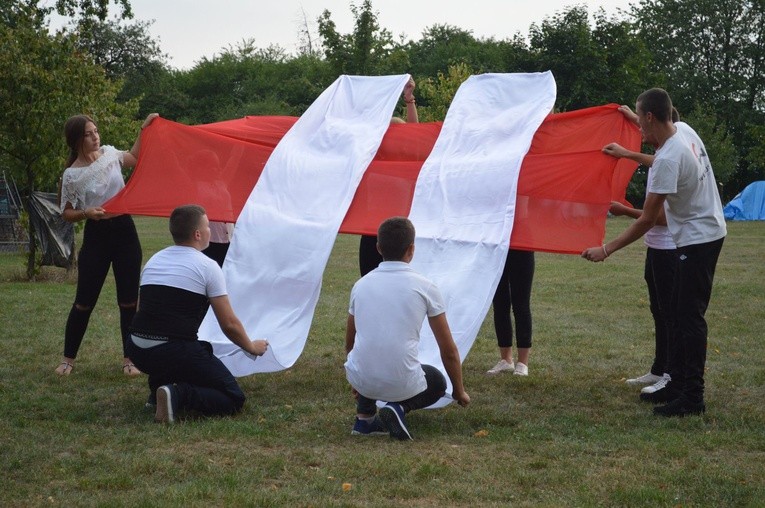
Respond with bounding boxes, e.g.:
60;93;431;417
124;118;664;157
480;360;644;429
52;0;636;69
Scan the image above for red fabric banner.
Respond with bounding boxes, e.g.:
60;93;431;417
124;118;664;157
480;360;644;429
106;104;640;254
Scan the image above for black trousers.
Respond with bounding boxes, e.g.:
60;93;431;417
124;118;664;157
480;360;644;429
645;247;677;375
356;364;446;414
128;338;246;417
492;249;535;349
667;237;724;404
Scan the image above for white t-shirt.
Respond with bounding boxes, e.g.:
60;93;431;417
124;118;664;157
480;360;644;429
644;165;676;250
140;245;226;297
345;261;446;402
60;145;126;210
648;122;727;248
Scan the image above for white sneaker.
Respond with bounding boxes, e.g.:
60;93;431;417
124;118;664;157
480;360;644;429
641;374;671;394
626;372;663;385
486;359;514;375
513;362;529;376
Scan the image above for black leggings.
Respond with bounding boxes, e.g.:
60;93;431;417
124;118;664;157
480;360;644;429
492;249;534;349
63;215;142;359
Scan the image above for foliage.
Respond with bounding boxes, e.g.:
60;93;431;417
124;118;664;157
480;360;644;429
632;0;765;198
405;24;533;78
0;13;138;277
529;6;658;111
417;62;472;122
317;0;409;76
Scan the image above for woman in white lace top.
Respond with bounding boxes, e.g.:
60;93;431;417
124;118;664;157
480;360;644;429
55;112;158;376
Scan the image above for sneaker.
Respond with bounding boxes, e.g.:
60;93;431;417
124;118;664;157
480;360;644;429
626;372;663;386
145;391;157;409
639;382;679;404
486;359;514;375
641;374;671;394
351;416;387;436
654;397;705;417
513;362;529;376
155;385;177;424
379;403;412;441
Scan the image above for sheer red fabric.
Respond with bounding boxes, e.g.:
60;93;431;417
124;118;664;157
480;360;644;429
106;104;640;254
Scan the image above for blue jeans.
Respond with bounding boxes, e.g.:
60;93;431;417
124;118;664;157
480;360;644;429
356;364;447;414
127;338;246;417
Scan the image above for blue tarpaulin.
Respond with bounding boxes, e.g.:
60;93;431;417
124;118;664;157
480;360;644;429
723;181;765;221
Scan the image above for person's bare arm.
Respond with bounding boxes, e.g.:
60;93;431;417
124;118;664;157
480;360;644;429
344;314;356;355
428;313;470;406
123;113;160;167
209;295;268;355
403;77;419;124
602;142;655;167
582;192;667;262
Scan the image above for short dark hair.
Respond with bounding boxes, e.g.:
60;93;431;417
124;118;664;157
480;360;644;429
637;88;673;123
377;216;415;261
169;204;206;244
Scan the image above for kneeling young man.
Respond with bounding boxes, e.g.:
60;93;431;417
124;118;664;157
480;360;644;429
344;217;470;440
127;205;268;423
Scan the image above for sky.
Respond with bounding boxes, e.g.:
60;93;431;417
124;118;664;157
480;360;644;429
52;0;636;70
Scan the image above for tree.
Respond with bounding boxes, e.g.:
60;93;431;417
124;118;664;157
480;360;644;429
0;16;138;278
416;62;472;122
529;6;658;110
406;24;532;78
632;0;765;195
317;0;409;76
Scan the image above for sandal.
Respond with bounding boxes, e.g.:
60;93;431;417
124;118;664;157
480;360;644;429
122;363;143;377
55;362;74;375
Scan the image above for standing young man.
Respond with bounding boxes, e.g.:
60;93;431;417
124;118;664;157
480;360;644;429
583;88;726;417
345;217;470;440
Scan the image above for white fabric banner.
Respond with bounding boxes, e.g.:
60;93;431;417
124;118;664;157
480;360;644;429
199;74;411;374
408;72;556;407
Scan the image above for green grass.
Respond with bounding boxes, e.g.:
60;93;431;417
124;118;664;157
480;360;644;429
1;217;763;507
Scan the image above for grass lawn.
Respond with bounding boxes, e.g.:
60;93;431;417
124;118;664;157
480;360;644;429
1;216;763;506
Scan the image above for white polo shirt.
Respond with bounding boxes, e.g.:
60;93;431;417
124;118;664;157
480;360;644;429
344;261;446;401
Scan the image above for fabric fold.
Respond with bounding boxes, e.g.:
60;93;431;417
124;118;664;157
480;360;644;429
407;72;557;407
198;74;411;375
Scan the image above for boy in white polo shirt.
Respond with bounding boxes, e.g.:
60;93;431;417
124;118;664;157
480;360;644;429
344;217;470;440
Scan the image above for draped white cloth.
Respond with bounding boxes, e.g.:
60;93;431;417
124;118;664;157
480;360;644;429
408;72;556;407
198;74;411;374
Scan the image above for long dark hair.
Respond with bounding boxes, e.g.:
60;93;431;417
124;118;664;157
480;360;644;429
63;114;96;168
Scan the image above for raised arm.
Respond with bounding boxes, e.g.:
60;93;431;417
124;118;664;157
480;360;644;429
428;313;470;406
122;113;160;167
403;77;419;124
602;142;655;167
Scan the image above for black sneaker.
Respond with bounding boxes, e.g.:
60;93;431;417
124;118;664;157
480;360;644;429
379;403;412;441
654;398;705;417
639;383;679;403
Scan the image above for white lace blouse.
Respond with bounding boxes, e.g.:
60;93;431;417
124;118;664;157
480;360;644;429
60;145;126;211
